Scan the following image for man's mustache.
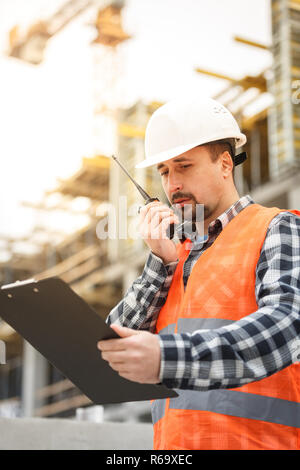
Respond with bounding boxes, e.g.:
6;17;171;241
171;192;197;204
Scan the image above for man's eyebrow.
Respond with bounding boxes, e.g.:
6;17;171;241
157;157;191;171
157;163;166;171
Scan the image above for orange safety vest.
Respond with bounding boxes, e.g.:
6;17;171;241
152;204;300;450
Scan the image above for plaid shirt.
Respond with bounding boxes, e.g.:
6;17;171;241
106;195;300;391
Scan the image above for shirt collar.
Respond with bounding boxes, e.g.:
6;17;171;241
210;194;254;232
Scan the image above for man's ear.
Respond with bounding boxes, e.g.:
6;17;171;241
221;151;233;178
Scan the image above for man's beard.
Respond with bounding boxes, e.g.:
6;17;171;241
171;192;212;221
171;192;210;238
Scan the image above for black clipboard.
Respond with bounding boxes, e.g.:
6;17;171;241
0;277;178;404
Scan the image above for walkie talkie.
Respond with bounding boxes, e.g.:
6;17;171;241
111;155;175;239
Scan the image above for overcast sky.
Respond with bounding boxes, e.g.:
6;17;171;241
0;0;272;247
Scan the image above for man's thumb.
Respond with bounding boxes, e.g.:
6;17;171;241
110;324;139;338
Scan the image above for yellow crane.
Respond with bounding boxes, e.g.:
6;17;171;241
8;0;130;65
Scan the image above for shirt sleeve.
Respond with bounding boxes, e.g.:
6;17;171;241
158;212;300;390
106;252;178;333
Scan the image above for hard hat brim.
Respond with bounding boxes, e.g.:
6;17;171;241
135;133;247;169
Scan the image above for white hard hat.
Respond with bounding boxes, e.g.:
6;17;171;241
135;96;247;169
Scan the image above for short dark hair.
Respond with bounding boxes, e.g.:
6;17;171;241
200;138;236;182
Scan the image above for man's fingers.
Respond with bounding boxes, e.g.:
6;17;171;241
139;204;179;239
139;201;160;222
142;215;178;240
97;339;127;352
144;206;176;226
140;201;173;223
98;330;161;384
108;362;129;373
110;324;140;338
148;210;177;229
101;350;127;362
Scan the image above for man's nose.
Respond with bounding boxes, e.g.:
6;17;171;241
168;174;183;194
169;181;183;195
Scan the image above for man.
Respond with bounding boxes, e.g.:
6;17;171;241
97;96;300;450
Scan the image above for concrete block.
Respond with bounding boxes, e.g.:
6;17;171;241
0;417;153;450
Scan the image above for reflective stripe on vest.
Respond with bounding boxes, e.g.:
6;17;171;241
177;317;234;332
152;389;300;428
152;318;235;426
152;399;167;425
159;324;176;335
158;319;234;335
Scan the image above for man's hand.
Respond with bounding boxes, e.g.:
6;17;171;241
97;324;161;384
139;201;179;264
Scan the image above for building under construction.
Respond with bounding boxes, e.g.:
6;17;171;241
0;0;300;449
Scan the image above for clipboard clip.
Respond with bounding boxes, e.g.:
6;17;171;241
1;278;37;290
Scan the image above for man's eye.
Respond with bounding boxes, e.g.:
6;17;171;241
160;165;191;176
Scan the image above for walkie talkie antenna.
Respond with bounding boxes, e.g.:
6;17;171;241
111;155;152;201
111;154;174;238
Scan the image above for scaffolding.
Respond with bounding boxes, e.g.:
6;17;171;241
195;65;271;193
268;0;300;178
110;101;167;262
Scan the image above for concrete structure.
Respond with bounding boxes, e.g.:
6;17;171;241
268;0;300;177
0;417;153;450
